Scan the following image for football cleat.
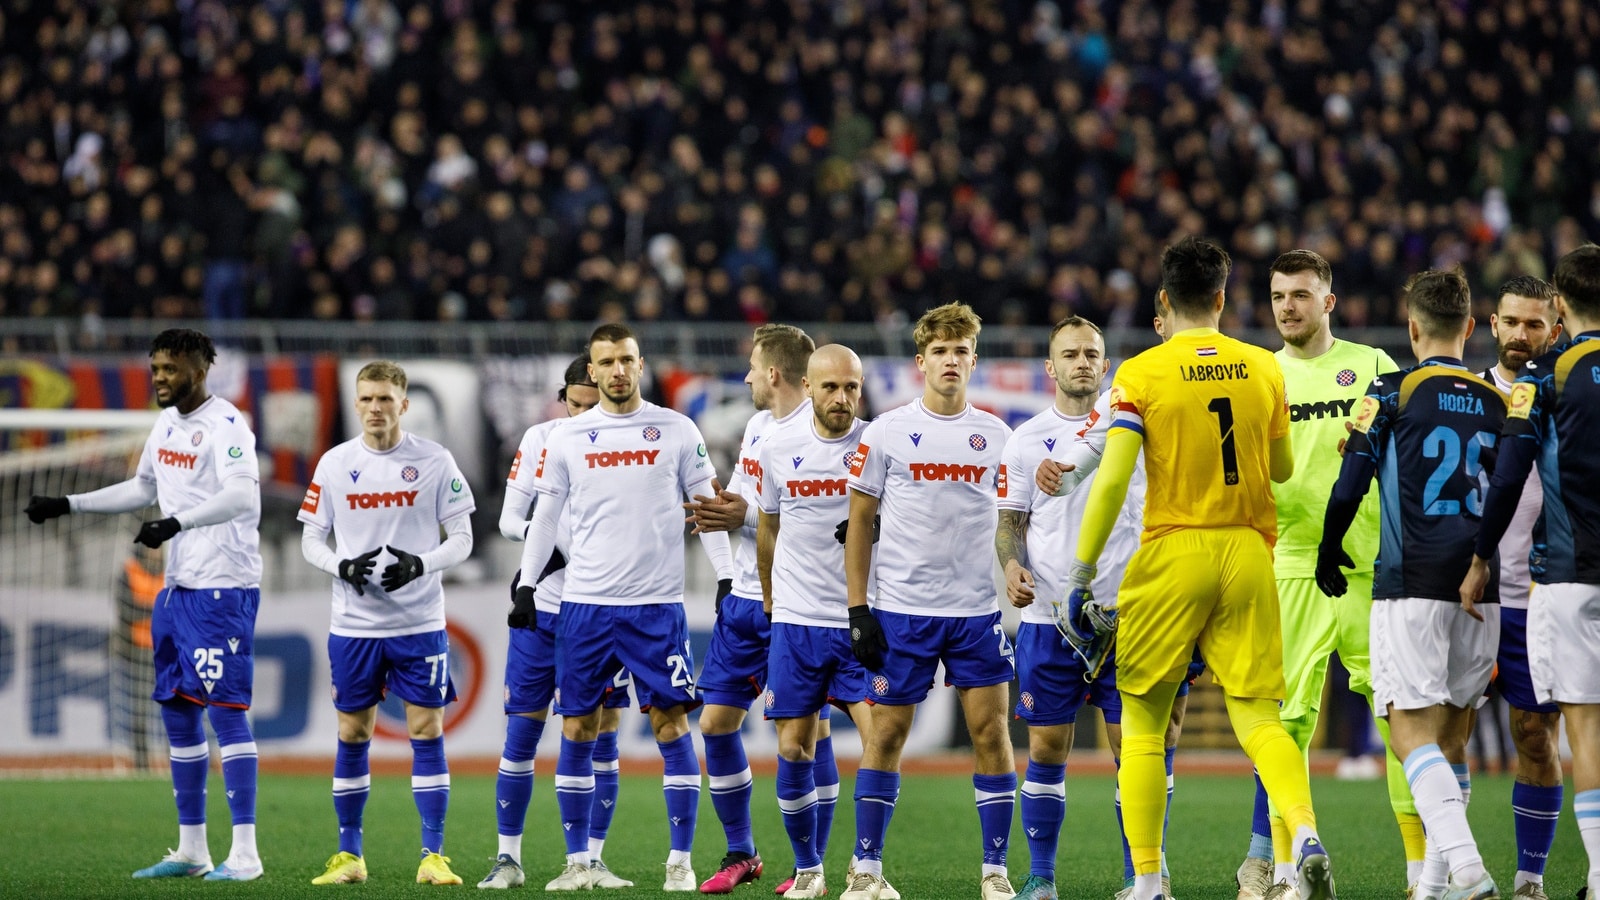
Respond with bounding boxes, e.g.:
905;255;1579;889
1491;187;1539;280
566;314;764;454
1295;837;1334;900
700;852;763;893
784;870;828;899
664;862;698;892
133;849;213;879
545;859;593;891
311;851;367;885
981;871;1017;900
1263;883;1295;900
840;870;885;900
1015;874;1059;900
476;854;524;889
590;859;634;888
1441;875;1499;900
844;861;898;900
1237;857;1273;900
205;859;264;881
417;852;463;885
1510;883;1547;900
776;871;798;895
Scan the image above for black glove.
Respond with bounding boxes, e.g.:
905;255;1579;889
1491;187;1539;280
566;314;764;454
382;545;424;592
339;548;382;596
834;514;881;545
134;516;182;548
509;584;537;630
25;495;70;523
848;605;888;670
1315;543;1355;598
714;578;733;616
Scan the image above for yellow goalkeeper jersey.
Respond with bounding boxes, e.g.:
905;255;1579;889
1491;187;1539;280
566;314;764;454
1108;327;1289;546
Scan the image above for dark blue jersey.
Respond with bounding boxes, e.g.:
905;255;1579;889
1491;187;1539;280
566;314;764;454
1333;358;1507;602
1489;333;1600;585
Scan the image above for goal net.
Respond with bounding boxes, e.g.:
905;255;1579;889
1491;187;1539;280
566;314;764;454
0;409;161;774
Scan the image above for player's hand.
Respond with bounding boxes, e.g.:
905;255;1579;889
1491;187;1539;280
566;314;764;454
683;479;747;534
509;584;537;629
1004;560;1037;607
134;516;182;548
1458;555;1491;622
338;548;382;595
833;514;880;545
25;495;70;523
848;605;888;670
381;545;424;592
1314;543;1354;598
1035;459;1077;497
1336;420;1355;457
762;596;773;620
714;578;733;616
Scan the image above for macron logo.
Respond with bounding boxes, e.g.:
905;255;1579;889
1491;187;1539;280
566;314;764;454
158;449;198;469
909;463;988;483
346;490;420;509
585;449;661;468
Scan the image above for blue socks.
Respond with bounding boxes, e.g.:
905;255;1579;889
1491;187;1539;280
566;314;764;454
1021;761;1066;880
777;756;821;870
660;734;701;853
209;706;257;827
591;730;621;845
1511;783;1561;879
163;702;208;827
495;716;544;839
854;768;900;865
975;772;1018;869
814;734;840;856
333;739;370;856
555;737;596;856
1248;771;1273;861
704;731;755;854
411;737;450;855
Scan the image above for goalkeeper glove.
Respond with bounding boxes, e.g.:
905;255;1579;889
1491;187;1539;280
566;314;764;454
848;605;888;671
134;516;182;549
1055;561;1115;680
509;584;538;630
833;515;881;545
338;548;382;596
1315;543;1354;598
382;545;424;592
25;495;70;523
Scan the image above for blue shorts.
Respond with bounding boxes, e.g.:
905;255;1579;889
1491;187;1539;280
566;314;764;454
151;586;259;708
1496;606;1559;714
504;611;632;714
868;610;1015;706
328;629;458;713
556;603;698;716
1015;622;1121;725
764;623;867;719
699;594;771;707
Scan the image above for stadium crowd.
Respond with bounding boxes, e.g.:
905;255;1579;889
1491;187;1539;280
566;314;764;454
1;0;1598;330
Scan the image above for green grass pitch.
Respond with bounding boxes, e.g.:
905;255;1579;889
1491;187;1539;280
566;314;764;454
0;771;1589;898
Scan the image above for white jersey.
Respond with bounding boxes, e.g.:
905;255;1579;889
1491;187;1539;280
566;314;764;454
298;432;476;637
728;403;811;600
999;398;1145;625
756;414;873;627
848;400;1011;617
507;418;574;614
534;401;717;606
135;396;262;589
1487;366;1543;610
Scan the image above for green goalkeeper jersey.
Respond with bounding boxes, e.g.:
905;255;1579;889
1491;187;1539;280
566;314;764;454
1273;339;1399;577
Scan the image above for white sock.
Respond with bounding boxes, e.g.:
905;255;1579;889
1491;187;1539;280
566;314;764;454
852;856;883;877
667;849;691;868
981;863;1007;877
228;824;258;863
567;850;591;867
1274;862;1295;884
1405;747;1485;884
1406;860;1423;886
178;823;209;862
498;833;522;862
1579;790;1600;882
1419;838;1449;898
588;837;606;860
1514;871;1542;890
1133;871;1162;900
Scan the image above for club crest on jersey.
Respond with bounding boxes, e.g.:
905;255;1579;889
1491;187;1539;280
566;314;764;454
642;426;661;442
1044;437;1056;451
587;430;599;443
763;689;775;709
843;450;857;470
968;433;987;451
909;432;922;446
401;466;420;482
1336;368;1358;387
1196;347;1218;357
1020;691;1035;711
871;675;890;696
191;431;204;446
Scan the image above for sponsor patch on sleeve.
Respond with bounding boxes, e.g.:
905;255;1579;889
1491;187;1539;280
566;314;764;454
1351;396;1380;433
301;482;321;514
1507;382;1536;420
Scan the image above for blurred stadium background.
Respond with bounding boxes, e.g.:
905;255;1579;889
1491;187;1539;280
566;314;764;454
2;0;1593;773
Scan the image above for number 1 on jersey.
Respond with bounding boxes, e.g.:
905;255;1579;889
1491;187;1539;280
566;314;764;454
1208;397;1239;485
